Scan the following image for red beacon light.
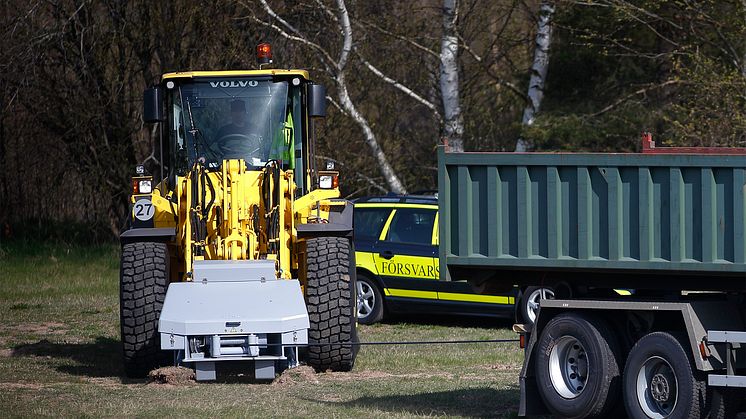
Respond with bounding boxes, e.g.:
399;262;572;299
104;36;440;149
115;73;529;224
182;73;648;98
256;43;273;66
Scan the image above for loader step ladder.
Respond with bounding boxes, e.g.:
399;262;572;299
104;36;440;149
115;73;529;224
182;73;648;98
707;331;746;388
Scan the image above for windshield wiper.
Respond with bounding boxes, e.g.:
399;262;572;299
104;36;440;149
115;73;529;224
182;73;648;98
184;96;205;161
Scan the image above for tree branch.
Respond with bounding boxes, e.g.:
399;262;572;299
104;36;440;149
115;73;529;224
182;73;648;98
355;50;443;124
356;19;439;59
588;79;685;117
244;14;336;68
457;33;528;102
335;0;353;70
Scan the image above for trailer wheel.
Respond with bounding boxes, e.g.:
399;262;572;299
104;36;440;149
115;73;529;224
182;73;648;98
623;332;706;419
535;312;622;418
519;286;555;325
356;273;384;325
305;237;358;372
120;242;170;378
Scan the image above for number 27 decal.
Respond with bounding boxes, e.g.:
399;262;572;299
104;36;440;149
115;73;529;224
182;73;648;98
134;199;155;221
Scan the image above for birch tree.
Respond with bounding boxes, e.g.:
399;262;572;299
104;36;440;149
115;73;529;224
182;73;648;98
250;0;407;194
516;0;555;152
440;0;464;152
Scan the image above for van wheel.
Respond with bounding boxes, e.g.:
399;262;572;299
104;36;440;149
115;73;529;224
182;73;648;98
623;332;705;419
535;312;622;418
520;286;554;325
356;274;384;325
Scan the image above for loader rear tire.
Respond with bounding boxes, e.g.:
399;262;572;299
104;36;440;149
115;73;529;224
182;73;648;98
120;242;170;378
305;236;358;372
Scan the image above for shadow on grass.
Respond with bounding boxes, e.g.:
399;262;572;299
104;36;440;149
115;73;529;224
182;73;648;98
10;339;281;384
12;337;126;378
327;387;519;418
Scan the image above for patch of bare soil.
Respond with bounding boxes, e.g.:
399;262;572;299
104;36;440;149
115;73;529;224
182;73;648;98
0;349;12;357
0;382;46;390
272;365;319;386
3;322;68;336
486;363;520;370
148;366;196;386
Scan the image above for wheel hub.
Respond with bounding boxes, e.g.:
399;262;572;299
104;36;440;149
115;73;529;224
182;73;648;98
650;373;670;402
636;356;678;418
356;281;375;318
526;288;555;323
548;336;588;399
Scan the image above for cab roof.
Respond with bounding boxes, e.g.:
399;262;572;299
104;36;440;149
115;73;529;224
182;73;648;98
161;69;310;80
354;194;437;205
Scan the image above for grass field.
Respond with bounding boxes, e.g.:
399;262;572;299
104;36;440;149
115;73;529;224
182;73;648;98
0;243;523;418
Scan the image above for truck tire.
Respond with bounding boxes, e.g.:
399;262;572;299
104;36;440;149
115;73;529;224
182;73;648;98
356;273;384;325
623;332;706;419
535;312;622;418
708;387;743;419
519;286;555;325
305;237;358;372
120;242;170;378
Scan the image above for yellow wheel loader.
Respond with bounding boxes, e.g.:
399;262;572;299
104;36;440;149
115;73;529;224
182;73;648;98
119;45;358;380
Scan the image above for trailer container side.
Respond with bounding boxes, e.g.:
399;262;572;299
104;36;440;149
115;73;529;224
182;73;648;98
437;147;746;291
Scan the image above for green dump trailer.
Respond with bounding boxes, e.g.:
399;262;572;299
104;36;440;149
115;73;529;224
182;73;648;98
438;141;746;418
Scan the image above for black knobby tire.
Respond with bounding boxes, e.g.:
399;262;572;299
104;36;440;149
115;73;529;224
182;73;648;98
708;387;744;419
120;242;170;378
535;312;622;418
305;236;358;372
623;332;707;419
356;273;384;325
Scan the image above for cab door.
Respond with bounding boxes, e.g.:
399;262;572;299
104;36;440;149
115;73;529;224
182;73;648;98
372;206;439;300
353;206;394;275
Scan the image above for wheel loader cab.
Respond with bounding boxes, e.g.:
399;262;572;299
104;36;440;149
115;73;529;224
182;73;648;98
122;59;358;381
145;72;326;194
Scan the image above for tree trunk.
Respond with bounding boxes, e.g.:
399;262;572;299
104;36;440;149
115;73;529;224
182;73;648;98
440;0;464;152
334;0;407;194
516;0;555;152
336;73;406;194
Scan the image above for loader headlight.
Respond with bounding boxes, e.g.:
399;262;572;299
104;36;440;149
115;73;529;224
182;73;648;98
138;180;152;194
318;173;338;189
132;177;153;194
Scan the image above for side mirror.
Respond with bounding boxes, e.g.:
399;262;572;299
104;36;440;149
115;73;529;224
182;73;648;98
143;86;164;123
308;83;327;118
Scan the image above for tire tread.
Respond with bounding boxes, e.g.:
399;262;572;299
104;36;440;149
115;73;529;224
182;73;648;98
305;237;357;372
120;242;170;378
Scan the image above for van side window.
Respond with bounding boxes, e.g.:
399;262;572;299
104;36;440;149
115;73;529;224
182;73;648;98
385;208;435;245
353;208;392;241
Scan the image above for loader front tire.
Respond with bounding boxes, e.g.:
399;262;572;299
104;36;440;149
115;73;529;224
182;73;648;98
305;236;358;372
120;242;170;378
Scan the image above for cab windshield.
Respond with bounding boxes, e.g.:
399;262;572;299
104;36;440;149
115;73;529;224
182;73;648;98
170;78;293;169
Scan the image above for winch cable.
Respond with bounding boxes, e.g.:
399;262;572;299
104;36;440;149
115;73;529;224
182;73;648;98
312;338;520;346
209;338;520;348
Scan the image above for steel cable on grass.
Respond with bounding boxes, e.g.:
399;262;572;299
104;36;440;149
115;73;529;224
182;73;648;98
238;339;520;348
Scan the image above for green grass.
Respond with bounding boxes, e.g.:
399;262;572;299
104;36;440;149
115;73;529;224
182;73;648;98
0;243;522;417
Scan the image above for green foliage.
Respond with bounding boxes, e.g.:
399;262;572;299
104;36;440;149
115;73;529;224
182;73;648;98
523;108;649;152
527;0;746;152
661;58;746;147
